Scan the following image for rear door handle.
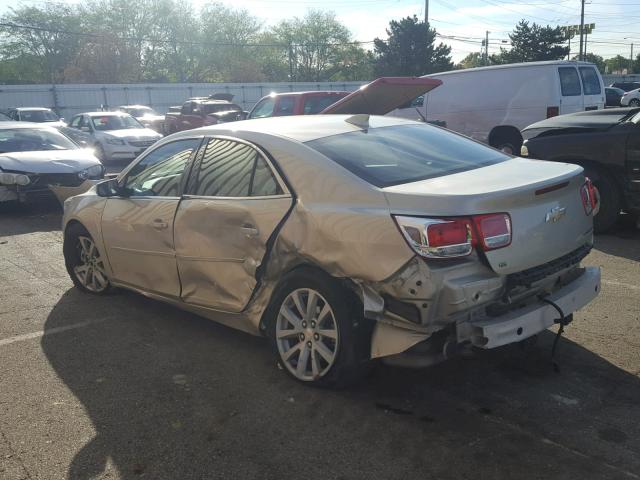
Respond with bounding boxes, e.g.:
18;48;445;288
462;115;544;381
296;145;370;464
152;219;168;230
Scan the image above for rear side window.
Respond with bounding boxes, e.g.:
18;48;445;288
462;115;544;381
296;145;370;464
191;139;282;197
306;124;508;188
579;67;601;95
275;97;296;116
559;67;581;96
303;95;342;114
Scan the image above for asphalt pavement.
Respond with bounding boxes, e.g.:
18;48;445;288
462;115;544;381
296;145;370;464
0;201;638;480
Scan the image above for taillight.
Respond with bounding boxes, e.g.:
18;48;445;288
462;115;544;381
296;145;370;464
472;213;512;250
394;213;512;259
546;106;559;118
580;177;598;216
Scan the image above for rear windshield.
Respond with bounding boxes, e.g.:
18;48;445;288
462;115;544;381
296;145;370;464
306;124;508;188
559;67;581;96
579;67;601;95
21;110;59;122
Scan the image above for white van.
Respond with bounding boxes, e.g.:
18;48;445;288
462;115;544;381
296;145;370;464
390;60;605;154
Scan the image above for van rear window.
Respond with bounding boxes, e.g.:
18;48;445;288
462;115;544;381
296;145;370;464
579;67;601;95
559;67;582;96
306;124;508;188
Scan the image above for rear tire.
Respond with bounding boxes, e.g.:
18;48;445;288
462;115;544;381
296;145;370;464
64;223;113;294
629;99;640;107
584;167;621;233
266;268;371;388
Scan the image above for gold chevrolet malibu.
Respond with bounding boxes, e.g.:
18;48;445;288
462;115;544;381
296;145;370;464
63;114;601;387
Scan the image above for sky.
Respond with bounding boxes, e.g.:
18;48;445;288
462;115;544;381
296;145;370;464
0;0;638;63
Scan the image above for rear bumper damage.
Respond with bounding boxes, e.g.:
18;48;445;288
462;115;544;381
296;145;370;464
371;266;601;366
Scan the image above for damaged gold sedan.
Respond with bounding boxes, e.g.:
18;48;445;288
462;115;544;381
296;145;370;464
62;115;601;387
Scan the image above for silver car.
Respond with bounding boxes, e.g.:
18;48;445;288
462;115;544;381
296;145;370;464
67;112;162;163
62;115;601;387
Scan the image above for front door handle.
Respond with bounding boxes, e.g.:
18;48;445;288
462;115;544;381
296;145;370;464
240;225;259;237
152;219;168;230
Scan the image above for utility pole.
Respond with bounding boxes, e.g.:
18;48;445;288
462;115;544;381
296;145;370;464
579;0;585;60
632;43;635;73
425;0;429;25
485;31;490;66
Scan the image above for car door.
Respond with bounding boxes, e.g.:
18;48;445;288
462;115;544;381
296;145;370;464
174;137;293;312
101;137;202;297
579;65;604;111
558;66;583;115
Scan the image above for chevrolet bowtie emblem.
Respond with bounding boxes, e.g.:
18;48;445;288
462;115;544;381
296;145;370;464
545;206;566;223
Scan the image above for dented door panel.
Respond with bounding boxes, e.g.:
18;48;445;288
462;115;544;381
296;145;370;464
174;196;292;312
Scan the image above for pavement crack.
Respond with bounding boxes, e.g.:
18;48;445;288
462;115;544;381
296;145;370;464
0;426;33;480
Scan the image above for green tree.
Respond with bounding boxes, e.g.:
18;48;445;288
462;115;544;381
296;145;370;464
373;16;452;76
605;55;632;74
269;10;369;82
455;52;484;70
0;4;84;83
493;20;569;64
572;53;605;73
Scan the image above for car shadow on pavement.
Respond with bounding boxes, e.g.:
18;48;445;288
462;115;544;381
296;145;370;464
42;289;640;480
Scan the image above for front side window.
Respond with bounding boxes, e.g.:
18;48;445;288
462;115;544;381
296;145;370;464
275;97;296;116
92;115;142;131
191;139;281;197
579;67;601;95
70;116;82;128
559;67;581;96
249;97;276;119
123;139;200;197
306;124;508;188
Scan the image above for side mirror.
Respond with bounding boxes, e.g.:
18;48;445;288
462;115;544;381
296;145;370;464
96;177;127;198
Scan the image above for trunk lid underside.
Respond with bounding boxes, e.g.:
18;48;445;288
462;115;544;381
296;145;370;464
383;158;593;275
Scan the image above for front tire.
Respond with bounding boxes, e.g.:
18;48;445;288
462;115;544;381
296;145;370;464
63;223;112;294
266;269;370;388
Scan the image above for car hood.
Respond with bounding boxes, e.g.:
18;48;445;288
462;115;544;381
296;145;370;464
321;77;442;115
0;149;101;174
524;107;638;132
101;128;161;139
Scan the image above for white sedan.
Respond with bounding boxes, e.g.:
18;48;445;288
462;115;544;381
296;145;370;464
0;123;104;205
620;88;640;107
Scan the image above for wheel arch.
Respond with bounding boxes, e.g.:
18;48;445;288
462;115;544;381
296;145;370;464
488;125;523;152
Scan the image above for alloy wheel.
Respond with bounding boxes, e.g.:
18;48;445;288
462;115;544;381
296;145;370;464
73;236;109;293
275;288;339;381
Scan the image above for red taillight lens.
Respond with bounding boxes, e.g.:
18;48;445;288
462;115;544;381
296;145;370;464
580;177;598;216
394;214;511;259
472;213;512;250
547;106;559;118
426;219;471;247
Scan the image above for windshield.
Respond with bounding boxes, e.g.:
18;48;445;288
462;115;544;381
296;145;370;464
92;115;143;131
202;104;241;114
306;124;508;188
125;107;157;117
0;128;77;153
20;110;59;123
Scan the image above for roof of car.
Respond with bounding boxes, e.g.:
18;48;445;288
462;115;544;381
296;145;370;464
428;60;598;77
0;121;59;130
82;111;131;117
119;105;151;109
13;107;53;112
175;114;419;143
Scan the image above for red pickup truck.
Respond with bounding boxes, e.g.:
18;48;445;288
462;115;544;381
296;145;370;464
164;94;246;134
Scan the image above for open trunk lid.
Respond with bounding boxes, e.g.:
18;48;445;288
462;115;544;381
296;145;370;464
384;158;593;275
321;77;442;115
